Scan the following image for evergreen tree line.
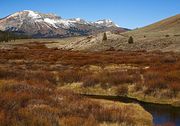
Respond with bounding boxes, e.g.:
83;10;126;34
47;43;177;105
0;31;30;42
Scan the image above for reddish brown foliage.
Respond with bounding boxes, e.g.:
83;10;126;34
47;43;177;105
0;42;179;125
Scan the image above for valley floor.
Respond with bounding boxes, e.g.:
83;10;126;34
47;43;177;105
0;40;180;126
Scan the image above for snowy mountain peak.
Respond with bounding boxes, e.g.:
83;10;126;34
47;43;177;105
0;10;125;38
96;19;113;23
23;10;35;12
68;18;88;24
74;18;81;21
26;10;41;19
94;19;119;27
4;10;119;28
6;10;40;19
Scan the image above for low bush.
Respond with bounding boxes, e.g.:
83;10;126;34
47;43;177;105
169;83;180;97
101;71;138;86
144;71;168;90
116;85;128;96
165;35;170;37
58;69;87;84
134;83;143;91
128;36;134;44
102;32;107;41
82;75;100;87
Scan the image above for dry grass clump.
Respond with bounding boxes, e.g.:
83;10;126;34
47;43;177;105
81;70;141;88
0;69;23;80
0;69;57;88
169;82;180;97
144;71;168;90
58;69;89;84
143;68;180;97
82;75;100;87
116;85;128;96
104;70;140;86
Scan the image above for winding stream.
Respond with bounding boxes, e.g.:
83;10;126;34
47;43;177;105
84;95;180;126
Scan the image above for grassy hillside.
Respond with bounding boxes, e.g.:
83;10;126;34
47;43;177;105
125;14;180;36
60;14;180;52
127;14;180;35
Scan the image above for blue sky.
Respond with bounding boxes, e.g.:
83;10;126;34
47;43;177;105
0;0;180;29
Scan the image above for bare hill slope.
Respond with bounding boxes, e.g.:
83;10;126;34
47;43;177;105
61;14;180;52
133;14;180;33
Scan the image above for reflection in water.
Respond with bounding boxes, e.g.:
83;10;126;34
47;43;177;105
84;95;180;126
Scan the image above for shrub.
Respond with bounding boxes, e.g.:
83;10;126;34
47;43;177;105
18;107;57;126
0;110;5;126
128;36;134;44
58;69;85;84
161;55;176;63
82;75;99;87
165;71;180;82
116;85;128;96
144;71;168;90
105;71;135;86
0;69;22;80
169;83;180;97
106;47;115;51
94;106;134;125
60;116;84;126
165;35;170;37
84;114;98;126
144;87;154;96
134;83;143;91
102;32;107;41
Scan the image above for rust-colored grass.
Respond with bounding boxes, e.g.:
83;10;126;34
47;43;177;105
0;42;179;125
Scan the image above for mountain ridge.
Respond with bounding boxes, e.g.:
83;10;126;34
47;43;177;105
0;10;127;38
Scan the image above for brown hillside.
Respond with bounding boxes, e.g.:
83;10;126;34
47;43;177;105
61;14;180;52
126;14;180;35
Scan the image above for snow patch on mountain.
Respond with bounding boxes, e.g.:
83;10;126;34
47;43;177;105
57;19;74;28
44;18;58;28
44;18;74;29
27;10;41;19
67;18;88;25
75;18;81;22
4;10;119;28
94;19;118;27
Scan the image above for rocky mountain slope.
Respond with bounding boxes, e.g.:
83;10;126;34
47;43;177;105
0;10;127;38
61;14;180;52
